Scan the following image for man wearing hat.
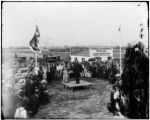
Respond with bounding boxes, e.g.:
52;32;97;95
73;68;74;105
73;59;82;84
28;89;39;117
115;74;121;81
39;79;49;105
25;77;35;98
38;66;44;81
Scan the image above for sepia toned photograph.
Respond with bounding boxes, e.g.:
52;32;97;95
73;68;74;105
1;1;149;119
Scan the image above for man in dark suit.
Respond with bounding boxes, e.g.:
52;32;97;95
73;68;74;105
38;66;44;81
25;79;35;98
28;89;39;117
73;59;82;84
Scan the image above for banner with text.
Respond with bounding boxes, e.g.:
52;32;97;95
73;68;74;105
90;47;113;61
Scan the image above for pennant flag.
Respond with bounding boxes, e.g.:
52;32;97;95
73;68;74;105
29;25;41;53
118;25;121;31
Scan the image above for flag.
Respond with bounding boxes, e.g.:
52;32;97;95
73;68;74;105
118;25;121;31
29;25;41;53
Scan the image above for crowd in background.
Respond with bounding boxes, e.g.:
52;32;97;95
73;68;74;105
44;59;119;84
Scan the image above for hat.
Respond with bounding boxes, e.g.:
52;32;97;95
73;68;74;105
22;73;28;77
35;89;39;94
18;79;25;84
19;90;25;97
115;74;120;77
20;84;25;90
41;79;47;85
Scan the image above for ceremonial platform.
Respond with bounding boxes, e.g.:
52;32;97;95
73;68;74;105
61;80;92;91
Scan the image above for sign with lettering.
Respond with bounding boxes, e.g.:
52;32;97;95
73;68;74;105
90;47;113;61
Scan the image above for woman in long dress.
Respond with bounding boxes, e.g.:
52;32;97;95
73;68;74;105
46;64;51;83
63;62;69;83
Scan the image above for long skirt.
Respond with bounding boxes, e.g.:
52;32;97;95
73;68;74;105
63;70;69;83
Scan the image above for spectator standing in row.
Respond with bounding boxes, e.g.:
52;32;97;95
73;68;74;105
38;66;44;81
63;61;69;83
46;64;51;83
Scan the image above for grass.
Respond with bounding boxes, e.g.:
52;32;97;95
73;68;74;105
32;77;113;119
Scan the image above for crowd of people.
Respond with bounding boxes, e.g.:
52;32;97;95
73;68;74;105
38;58;119;85
84;60;119;83
6;46;149;119
2;55;120;119
2;62;49;118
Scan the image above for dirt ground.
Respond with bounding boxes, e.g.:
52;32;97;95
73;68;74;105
32;78;114;119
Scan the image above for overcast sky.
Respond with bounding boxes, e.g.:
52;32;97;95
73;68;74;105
2;2;148;48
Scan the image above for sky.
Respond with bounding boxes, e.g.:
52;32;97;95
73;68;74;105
2;2;148;48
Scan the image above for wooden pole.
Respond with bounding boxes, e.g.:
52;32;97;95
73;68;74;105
120;45;122;74
111;41;113;60
70;47;71;56
35;52;37;68
70;47;71;62
119;25;122;74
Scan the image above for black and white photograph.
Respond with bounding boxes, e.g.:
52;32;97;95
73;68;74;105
1;1;149;119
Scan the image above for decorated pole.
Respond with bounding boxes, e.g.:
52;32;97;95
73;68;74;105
29;22;41;72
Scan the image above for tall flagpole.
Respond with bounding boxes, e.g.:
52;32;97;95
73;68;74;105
69;47;71;62
111;41;113;60
70;47;71;55
35;52;37;68
119;25;122;74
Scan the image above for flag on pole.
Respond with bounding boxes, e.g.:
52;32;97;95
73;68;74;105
118;25;121;31
29;25;41;53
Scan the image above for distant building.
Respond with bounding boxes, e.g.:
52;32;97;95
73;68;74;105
70;49;90;62
2;47;70;63
70;46;127;62
2;48;44;63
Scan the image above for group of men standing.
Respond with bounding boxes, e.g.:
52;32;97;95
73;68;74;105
44;58;119;85
45;59;83;84
88;60;119;83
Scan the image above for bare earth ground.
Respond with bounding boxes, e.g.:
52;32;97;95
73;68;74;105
32;78;114;119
